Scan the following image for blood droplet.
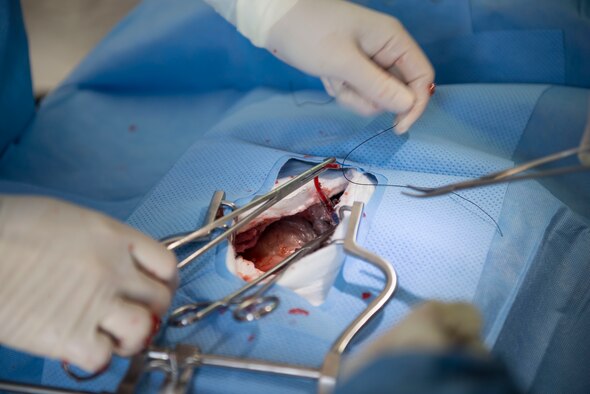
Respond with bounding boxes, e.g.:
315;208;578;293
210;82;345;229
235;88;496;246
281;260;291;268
240;274;252;282
428;83;436;96
144;314;161;348
314;177;334;214
288;308;310;316
361;292;372;300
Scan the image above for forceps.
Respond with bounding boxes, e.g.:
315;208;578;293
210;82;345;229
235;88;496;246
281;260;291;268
168;227;336;326
404;142;590;197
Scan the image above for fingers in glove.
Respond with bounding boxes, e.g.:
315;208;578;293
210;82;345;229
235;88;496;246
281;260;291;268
323;77;383;116
100;298;153;357
122;264;173;315
370;30;434;133
62;331;113;373
393;77;434;134
126;230;178;287
336;46;416;115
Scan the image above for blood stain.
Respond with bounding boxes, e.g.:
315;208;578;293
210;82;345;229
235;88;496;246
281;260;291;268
362;292;372;300
429;83;436;96
288;308;310;316
362;212;366;218
326;163;341;169
247;334;256;342
128;124;137;132
241;275;252;282
303;154;312;158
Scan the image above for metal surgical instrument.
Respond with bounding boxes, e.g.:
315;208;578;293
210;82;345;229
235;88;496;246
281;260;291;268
404;128;590;198
60;157;339;381
168;227;337;326
166;157;337;268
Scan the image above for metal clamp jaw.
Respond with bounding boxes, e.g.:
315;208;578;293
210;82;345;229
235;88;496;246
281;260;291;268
116;345;201;394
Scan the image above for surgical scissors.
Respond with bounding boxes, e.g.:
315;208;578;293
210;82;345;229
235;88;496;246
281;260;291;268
168;227;336;326
404;143;590;197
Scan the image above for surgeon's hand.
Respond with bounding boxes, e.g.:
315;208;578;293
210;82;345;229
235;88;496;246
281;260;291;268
267;0;434;133
0;196;177;372
341;301;487;379
211;0;435;133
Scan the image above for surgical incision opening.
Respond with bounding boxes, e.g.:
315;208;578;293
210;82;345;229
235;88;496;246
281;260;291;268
233;193;342;272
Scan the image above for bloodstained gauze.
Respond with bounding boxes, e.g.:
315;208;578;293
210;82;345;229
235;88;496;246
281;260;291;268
288;308;310;316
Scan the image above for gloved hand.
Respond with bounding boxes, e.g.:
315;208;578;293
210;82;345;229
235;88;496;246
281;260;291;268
341;301;487;379
205;0;435;134
0;196;177;372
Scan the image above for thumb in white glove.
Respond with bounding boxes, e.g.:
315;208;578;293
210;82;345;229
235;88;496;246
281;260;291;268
0;196;177;372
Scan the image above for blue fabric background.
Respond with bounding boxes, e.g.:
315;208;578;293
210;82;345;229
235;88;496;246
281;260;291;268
0;0;589;393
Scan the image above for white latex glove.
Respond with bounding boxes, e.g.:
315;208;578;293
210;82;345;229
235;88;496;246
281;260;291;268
341;301;487;379
205;0;435;134
0;196;177;372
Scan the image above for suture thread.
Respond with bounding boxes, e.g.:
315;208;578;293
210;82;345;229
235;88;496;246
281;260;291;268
338;125;504;237
289;82;335;107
